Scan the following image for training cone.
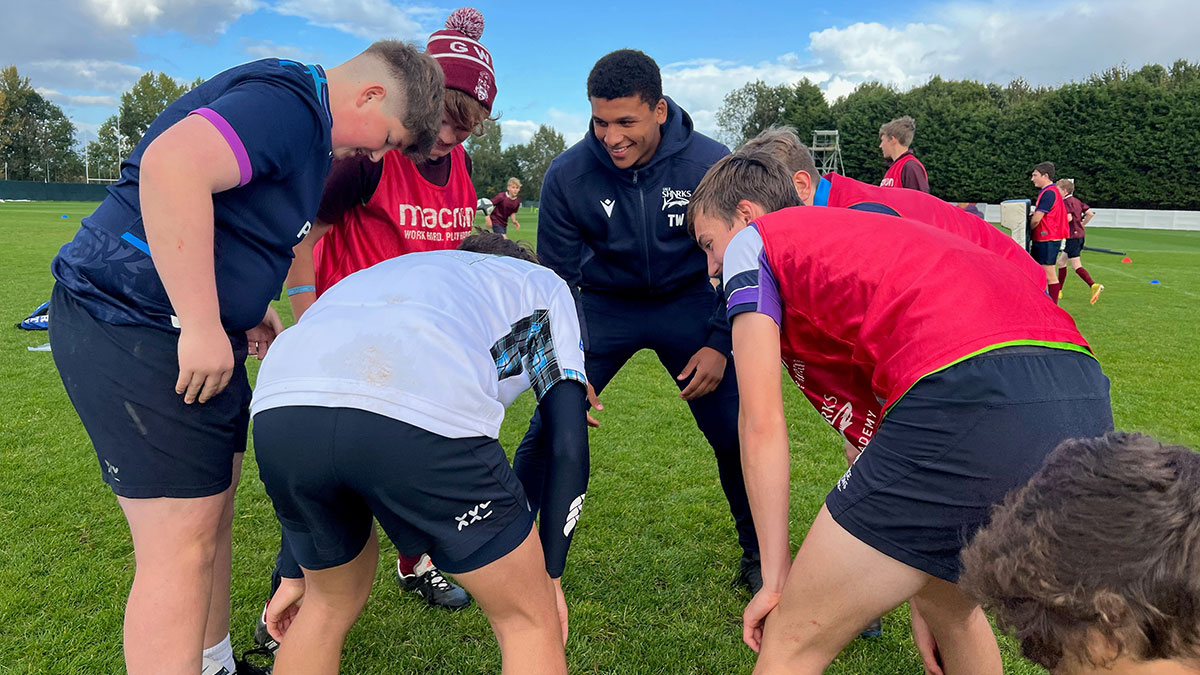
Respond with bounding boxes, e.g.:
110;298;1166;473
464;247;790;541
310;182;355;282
1121;256;1132;263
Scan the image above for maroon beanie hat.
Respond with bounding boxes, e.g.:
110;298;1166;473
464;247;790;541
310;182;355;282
426;8;497;112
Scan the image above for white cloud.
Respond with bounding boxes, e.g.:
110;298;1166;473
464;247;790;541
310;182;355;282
652;0;1200;138
37;88;120;108
270;0;429;40
26;60;144;95
659;55;831;137
500;120;538;147
545;108;588;145
83;0;257;35
241;39;323;63
808;0;1200;91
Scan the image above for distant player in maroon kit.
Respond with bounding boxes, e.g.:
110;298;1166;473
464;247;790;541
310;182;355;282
1030;161;1070;304
263;8;500;637
1055;178;1103;304
878;116;929;192
489;177;522;237
688;153;1112;673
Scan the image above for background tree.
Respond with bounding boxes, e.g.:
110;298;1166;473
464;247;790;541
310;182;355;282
716;80;790;147
0;65;81;181
511;124;565;199
465;122;517;199
714;60;1200;208
116;72;197;150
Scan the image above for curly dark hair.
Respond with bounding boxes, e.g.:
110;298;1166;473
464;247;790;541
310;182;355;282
457;232;538;264
959;431;1200;672
586;49;662;106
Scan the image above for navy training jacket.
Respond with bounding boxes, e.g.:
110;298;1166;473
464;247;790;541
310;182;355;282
537;97;732;354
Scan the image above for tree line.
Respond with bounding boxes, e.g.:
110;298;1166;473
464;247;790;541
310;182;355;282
6;60;1199;209
716;60;1200;209
0;66;202;183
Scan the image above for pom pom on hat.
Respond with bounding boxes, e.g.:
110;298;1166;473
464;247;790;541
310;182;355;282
444;7;484;40
427;7;496;111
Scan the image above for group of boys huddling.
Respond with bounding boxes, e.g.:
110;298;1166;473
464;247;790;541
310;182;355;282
44;5;1198;674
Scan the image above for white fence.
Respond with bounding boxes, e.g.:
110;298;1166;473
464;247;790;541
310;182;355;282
980;203;1200;231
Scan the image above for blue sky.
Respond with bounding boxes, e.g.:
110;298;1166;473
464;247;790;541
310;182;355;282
8;0;1200;149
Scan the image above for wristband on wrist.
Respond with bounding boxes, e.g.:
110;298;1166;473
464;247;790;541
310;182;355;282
286;285;316;297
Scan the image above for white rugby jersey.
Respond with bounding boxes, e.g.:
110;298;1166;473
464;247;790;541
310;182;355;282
251;250;587;439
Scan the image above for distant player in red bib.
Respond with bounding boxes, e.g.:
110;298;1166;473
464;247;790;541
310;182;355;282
878;116;929;192
259;8;499;640
489;177;522;237
1030;161;1070;304
1055;178;1103;304
687;153;1112;674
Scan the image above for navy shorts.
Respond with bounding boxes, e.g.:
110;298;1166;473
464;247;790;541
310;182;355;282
1064;237;1085;258
490;221;508;235
253;406;535;574
49;283;251;499
825;346;1112;582
1031;239;1063;265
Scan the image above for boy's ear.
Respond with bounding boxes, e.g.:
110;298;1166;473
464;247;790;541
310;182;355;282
358;84;387;108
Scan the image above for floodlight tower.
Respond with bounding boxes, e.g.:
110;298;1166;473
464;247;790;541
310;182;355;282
810;130;844;176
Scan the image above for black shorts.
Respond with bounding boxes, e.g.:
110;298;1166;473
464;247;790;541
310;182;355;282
1031;239;1063;265
825;346;1112;582
1064;237;1085;258
490;221;508;235
253;406;534;574
49;283;251;499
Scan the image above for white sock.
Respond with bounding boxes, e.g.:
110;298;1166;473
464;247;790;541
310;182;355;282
202;633;235;674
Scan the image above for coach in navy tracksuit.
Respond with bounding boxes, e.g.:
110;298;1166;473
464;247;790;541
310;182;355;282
513;49;760;590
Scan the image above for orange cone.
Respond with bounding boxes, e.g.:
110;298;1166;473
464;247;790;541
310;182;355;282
1121;256;1132;263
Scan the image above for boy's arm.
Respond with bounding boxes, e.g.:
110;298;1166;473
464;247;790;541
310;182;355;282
731;312;790;593
1081;208;1095;227
533;379;590;579
284;221;332;321
140;113;242;404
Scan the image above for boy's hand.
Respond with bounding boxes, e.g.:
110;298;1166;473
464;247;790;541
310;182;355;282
247;306;284;359
176;323;234;404
266;576;306;643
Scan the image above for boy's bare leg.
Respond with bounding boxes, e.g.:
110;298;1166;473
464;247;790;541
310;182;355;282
753;506;1000;675
272;530;380;675
453;526;567;675
119;488;231;674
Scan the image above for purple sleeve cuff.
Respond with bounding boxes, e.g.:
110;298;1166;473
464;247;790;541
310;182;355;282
189;107;252;187
755;250;784;326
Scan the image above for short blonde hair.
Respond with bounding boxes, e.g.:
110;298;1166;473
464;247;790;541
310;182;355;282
506;177;521;189
1056;178;1075;194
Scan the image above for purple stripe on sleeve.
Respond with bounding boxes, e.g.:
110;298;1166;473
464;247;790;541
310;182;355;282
189;107;253;187
756;250;784;326
727;286;760;309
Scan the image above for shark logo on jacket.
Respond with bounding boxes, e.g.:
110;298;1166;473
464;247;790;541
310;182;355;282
661;187;691;211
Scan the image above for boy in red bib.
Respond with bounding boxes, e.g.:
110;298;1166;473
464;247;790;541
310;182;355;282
878;116;929;192
1030;161;1069;303
687;153;1111;673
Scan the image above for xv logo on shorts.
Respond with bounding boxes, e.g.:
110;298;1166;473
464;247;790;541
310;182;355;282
456;501;493;531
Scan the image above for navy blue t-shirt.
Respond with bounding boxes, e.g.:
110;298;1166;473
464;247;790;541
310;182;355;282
53;59;333;333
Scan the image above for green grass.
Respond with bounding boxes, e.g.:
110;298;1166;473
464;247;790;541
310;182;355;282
1;200;1197;673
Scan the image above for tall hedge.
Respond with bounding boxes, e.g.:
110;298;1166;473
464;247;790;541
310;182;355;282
718;61;1200;208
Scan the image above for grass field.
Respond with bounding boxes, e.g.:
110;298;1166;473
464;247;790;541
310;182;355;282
1;200;1197;674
